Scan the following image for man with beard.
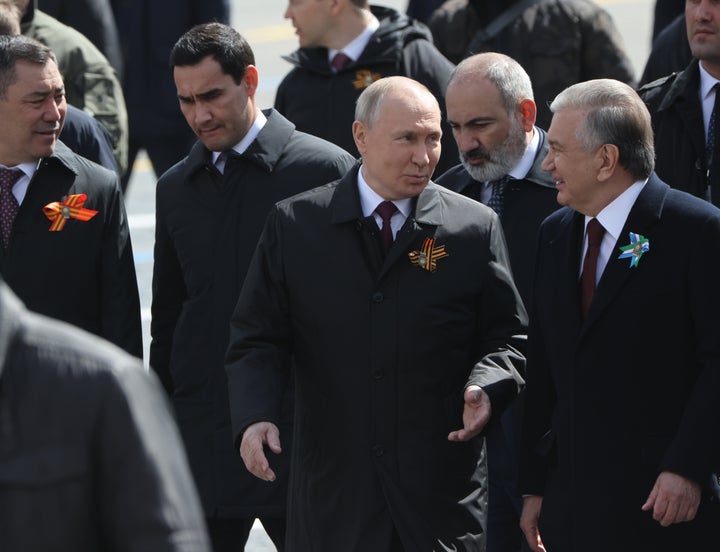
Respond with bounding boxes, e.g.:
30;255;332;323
435;52;559;552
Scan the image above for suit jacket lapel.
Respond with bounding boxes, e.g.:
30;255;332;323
581;176;667;332
549;209;585;335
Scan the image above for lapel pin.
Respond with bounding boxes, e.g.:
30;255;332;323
617;232;649;267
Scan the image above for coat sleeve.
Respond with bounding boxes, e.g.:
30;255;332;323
225;207;292;445
466;213;527;412
149;180;187;394
97;361;210;552
99;175;143;359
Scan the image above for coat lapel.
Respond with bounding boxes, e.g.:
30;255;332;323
377;183;445;281
581;176;667;332
549;208;585;334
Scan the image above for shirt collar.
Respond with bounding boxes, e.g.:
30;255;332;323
357;167;413;219
211;108;267;165
328;12;379;65
588;179;647;243
0;160;40;180
507;127;540;181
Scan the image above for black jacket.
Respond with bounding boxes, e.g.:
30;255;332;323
0;141;141;358
274;5;458;175
150;109;356;517
639;59;710;203
226;166;527;551
0;281;209;552
435;127;559;306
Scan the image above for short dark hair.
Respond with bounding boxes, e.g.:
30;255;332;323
170;22;255;84
0;34;57;100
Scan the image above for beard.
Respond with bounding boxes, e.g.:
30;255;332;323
460;117;528;182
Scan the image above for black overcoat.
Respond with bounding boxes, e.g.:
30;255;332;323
150;109;356;517
0;141;141;357
226;167;527;550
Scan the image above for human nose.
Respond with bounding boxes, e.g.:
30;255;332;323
42;97;62;123
455;128;479;153
283;3;291;19
193;102;212;127
541;150;554;172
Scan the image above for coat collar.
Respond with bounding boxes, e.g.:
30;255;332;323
329;162;446;227
440;126;555;195
185;108;296;176
40;141;82;176
329;163;447;278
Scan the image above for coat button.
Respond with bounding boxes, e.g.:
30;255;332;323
372;445;385;457
696;158;703;170
372;291;384;303
372;369;383;380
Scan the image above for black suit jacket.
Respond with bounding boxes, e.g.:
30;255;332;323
226;166;527;551
0;141;141;357
519;175;720;551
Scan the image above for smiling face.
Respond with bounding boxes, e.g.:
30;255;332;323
0;59;66;165
687;0;720;77
541;107;605;216
446;75;531;182
353;86;442;200
174;55;258;152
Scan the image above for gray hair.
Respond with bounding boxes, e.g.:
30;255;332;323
449;52;534;115
550;79;655;180
0;34;57;100
355;76;438;128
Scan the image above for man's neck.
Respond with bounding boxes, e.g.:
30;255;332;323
325;7;374;51
700;60;720;81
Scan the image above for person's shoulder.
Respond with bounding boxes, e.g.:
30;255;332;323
637;72;680;101
434;164;469;189
49;142;117;185
27;10;109;65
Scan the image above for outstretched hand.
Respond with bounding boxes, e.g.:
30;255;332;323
239;421;282;482
447;385;491;442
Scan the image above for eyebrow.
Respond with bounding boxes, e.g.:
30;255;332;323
447;115;494;126
25;86;65;100
177;87;223;102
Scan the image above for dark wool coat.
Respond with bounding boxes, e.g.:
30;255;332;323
150;109;356;518
0;141;141;358
0;281;209;552
520;176;720;552
226;167;527;551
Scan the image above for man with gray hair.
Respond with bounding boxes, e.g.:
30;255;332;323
436;51;559;552
226;75;527;551
519;78;720;552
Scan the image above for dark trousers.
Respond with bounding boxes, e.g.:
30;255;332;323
206;516;286;552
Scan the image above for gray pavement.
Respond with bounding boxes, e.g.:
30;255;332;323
125;1;655;549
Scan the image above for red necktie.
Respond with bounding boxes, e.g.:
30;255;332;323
0;168;23;248
331;52;351;72
375;201;397;252
580;218;605;318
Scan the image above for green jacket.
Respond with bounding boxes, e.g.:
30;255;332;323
22;5;128;174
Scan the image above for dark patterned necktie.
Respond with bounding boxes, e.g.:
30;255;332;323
0;168;23;248
579;218;606;318
375;201;397;251
331;52;351;72
487;175;511;218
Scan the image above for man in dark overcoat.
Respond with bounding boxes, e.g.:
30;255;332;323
0;34;141;357
226;76;527;551
519;79;720;552
0;277;210;552
436;52;559;552
150;23;356;552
